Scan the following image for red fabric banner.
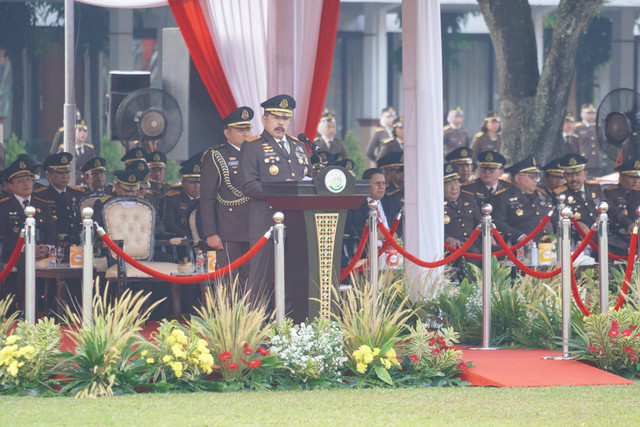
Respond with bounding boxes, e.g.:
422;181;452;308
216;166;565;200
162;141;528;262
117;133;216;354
168;0;237;117
303;0;341;141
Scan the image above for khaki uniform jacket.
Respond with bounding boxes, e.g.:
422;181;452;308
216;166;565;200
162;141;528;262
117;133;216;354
470;132;501;162
443;125;470;156
573;122;602;174
366;127;393;161
34;185;85;239
377;137;403;160
0;195;57;261
554;181;605;228
200;142;250;243
444;190;482;250
313;137;347;158
491;187;554;242
462;179;511;209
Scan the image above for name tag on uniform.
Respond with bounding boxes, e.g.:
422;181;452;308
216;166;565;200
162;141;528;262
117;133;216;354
120;202;136;208
228;161;239;166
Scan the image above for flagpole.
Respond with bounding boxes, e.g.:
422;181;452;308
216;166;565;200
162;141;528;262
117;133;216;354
64;0;76;185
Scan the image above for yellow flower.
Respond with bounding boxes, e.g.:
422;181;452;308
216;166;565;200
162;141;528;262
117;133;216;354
162;355;172;363
5;335;20;345
363;353;374;364
146;357;155;364
372;348;381;357
167;335;177;345
381;358;391;370
385;349;396;359
141;349;148;357
8;360;19;377
356;363;367;374
18;345;35;359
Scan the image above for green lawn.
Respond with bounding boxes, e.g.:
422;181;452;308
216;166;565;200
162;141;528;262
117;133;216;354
2;385;640;426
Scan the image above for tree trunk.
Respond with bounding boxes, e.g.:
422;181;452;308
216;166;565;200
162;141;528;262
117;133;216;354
477;0;604;163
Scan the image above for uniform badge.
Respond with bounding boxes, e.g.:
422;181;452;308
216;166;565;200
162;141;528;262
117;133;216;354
12;227;19;233
269;165;279;175
574;212;582;221
463;201;469;207
591;192;596;199
444;215;450;225
567;196;574;202
515;209;523;216
623;209;628;216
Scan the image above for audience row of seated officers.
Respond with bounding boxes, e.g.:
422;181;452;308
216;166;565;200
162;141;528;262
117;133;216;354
1;98;636;302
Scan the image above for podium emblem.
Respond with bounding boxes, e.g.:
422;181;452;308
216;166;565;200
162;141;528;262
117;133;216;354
324;169;347;194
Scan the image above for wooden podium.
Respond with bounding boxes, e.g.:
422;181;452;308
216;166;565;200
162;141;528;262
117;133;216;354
262;166;369;321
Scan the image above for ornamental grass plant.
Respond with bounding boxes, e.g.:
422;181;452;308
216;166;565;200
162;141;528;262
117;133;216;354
0;296;19;340
192;280;276;384
56;284;162;398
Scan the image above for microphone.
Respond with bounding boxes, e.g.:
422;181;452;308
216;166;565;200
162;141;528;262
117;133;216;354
298;133;320;153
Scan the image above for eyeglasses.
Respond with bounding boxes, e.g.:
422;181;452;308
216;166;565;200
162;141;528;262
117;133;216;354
523;173;540;182
12;177;35;185
371;181;386;187
479;167;499;172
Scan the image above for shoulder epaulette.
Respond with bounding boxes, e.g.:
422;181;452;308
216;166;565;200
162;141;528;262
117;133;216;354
586;179;600;185
474;131;484;138
68;185;86;192
554;185;568;195
289;135;301;143
575;122;585;128
536;187;548;195
382;137;394;144
0;196;10;203
499;177;511;183
99;194;112;203
460;189;474;196
443;125;451;131
84;143;94;149
166;190;181;197
33;187;46;194
462;179;477;186
374;127;383;132
201;148;214;163
32;196;48;204
493;188;507;196
387;188;401;196
571;132;579;138
58;126;64;132
246;135;261;142
313;137;321;142
603;185;618;191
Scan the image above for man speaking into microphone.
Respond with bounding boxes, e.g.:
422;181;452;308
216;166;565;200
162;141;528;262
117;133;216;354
240;94;311;311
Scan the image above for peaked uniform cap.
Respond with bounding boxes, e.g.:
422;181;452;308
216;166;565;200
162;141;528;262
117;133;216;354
477;150;506;168
449;106;464;116
114;169;141;191
320;109;336;123
145;151;167;167
444;162;459;183
559;153;588;173
377;152;404;169
542;158;564;177
261;94;296;117
44;152;73;172
4;159;36;182
180;152;203;181
223;106;254;128
445;147;474;165
81;157;106;173
121;147;146;164
504;155;539;175
615;159;640;177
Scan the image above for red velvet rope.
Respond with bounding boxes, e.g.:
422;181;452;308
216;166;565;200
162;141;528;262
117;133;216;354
340;225;370;281
0;237;25;283
569;216;627;261
614;230;639;311
352;216;401;273
445;212;553;260
99;232;268;284
490;227;595;279
377;223;481;268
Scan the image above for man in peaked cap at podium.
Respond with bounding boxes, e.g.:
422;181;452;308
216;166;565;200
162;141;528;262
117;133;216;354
240;94;310;314
201;106;253;286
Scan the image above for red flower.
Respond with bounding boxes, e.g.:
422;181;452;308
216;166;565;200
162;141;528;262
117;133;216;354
610;339;618;345
623;329;632;337
226;363;239;370
587;346;598;352
212;365;220;370
243;347;253;355
410;354;419;362
600;348;605;356
219;352;232;362
247;359;262;369
431;348;441;356
625;347;634;354
456;361;468;371
243;342;249;348
629;355;638;362
611;321;619;330
609;330;620;338
630;325;637;329
257;347;269;356
240;358;246;363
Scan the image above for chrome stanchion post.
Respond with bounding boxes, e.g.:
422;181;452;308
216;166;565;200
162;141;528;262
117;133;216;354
368;200;379;327
273;212;286;326
597;202;608;314
24;206;36;324
470;204;497;350
81;207;94;326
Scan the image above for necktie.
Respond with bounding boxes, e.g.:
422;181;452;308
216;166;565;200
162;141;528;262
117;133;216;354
279;140;290;155
22;199;29;209
489;187;495;194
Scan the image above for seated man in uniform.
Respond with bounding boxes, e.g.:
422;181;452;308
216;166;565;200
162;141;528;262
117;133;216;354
491;155;554;244
604;159;640;253
462;150;509;208
443;162;481;252
554;153;607;234
81;157;111;194
121;147;146;167
445;146;474;184
146;151;172;202
163;155;201;238
541;157;565;196
35;152;86;243
377;151;404;209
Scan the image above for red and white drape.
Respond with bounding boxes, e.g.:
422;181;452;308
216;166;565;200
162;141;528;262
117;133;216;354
169;0;340;141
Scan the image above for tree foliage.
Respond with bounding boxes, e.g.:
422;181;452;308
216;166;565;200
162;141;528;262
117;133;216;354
477;0;604;162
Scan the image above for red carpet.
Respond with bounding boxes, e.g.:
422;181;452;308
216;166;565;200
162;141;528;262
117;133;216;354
459;348;635;387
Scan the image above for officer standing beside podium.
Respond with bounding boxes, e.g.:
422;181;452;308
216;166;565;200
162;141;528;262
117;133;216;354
240;94;311;309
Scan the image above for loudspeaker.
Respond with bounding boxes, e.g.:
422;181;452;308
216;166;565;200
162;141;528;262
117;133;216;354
108;71;151;140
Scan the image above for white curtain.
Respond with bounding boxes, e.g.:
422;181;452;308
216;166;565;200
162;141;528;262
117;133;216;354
200;0;268;130
266;0;323;135
77;0;168;7
402;0;444;294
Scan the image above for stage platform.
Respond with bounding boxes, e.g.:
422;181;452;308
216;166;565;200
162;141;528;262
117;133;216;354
458;347;635;387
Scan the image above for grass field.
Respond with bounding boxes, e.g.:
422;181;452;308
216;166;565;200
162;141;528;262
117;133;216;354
3;385;640;426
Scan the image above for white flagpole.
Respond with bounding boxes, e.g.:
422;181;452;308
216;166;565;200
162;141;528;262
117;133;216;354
64;0;76;185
